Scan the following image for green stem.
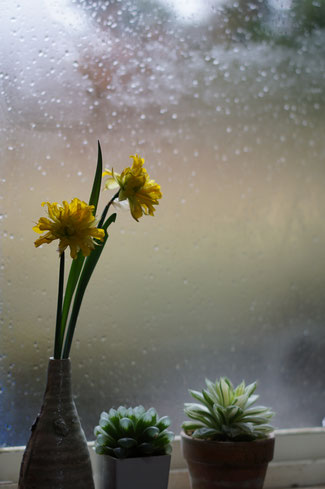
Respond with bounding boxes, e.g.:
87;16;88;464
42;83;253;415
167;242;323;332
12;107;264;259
98;190;120;228
62;213;117;359
59;252;85;348
54;251;65;359
58;141;104;353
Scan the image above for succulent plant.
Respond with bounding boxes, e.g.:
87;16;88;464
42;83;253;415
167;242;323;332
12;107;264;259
182;377;274;441
94;405;174;458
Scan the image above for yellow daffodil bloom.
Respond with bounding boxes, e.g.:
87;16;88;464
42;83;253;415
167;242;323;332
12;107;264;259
33;198;105;259
103;154;162;221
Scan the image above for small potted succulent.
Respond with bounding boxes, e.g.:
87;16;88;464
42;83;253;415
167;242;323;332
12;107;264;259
94;405;174;489
181;377;275;489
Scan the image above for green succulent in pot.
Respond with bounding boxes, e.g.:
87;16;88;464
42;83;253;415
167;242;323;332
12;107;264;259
181;377;275;489
182;377;274;442
94;405;174;459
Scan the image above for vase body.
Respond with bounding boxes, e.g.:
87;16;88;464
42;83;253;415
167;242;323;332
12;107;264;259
181;432;275;489
18;358;95;489
97;454;171;489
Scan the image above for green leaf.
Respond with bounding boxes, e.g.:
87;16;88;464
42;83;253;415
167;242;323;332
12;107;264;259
97;432;117;447
61;213;117;358
89;141;103;215
245;382;257;397
57;143;103;358
154;430;174;447
192;427;219;439
138;442;155;455
113;447;128;459
134;406;146;417
164;444;173;455
101;419;119;438
143;426;160;440
59;251;85;354
182;421;204;431
107;411;120;429
156;416;171;431
201;389;216;408
117;437;138;449
95;445;114;456
146;408;158;425
119;417;134;434
244;394;259;409
117;406;128;417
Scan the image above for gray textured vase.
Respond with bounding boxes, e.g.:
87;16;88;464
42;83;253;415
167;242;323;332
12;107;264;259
18;358;95;489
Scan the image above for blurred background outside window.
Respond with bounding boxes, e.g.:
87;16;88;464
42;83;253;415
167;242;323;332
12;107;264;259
1;0;325;446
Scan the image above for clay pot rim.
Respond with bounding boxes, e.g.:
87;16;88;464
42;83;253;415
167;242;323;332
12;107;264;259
180;430;275;447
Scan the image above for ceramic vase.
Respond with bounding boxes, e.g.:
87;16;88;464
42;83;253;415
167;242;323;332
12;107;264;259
18;358;95;489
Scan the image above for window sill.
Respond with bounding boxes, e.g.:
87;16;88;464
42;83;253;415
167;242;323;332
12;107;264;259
1;429;325;488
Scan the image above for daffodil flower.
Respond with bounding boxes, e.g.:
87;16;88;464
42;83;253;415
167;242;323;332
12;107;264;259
103;154;162;221
33;198;105;259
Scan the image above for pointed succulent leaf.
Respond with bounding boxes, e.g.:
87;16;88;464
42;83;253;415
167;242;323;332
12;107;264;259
201;389;216;409
234;422;254;435
184;402;211;414
245;382;257;397
220;378;231;405
245;394;259;408
182;420;205;431
184;409;216;427
190;389;208;405
253;424;274;433
192;427;220;439
235;381;246;396
243;406;273;417
234;393;249;409
226;405;240;420
241;416;272;425
183;377;274;442
205;379;221;404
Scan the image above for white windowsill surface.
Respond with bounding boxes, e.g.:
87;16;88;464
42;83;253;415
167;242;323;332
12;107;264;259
1;428;325;488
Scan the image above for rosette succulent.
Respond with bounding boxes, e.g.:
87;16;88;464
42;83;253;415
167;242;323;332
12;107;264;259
182;377;274;441
94;406;174;458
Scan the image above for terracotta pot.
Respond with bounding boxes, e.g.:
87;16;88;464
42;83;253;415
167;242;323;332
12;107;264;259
18;358;95;489
181;431;275;489
97;454;171;489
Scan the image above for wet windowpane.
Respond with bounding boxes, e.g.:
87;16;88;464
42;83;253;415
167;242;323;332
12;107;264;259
1;0;325;446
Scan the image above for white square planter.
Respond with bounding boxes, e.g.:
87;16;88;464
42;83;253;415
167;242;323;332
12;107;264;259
98;454;171;489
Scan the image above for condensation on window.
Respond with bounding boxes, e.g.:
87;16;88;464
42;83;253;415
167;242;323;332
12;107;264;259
1;0;325;446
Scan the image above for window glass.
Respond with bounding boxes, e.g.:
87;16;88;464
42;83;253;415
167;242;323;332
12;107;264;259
1;0;325;446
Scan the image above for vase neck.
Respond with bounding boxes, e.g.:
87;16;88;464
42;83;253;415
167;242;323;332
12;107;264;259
44;358;72;398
